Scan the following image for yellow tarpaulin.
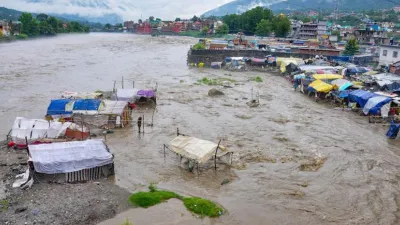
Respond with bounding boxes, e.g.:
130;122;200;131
312;74;343;80
309;80;333;93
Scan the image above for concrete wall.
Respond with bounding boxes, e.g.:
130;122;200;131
379;46;400;65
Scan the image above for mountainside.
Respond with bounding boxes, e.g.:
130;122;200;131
203;0;396;17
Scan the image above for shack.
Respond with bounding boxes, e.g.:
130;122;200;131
46;99;73;120
164;132;233;171
28;139;114;182
9;117;89;148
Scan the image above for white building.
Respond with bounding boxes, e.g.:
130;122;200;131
379;45;400;65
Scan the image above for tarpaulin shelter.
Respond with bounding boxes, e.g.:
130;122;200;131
28;139;113;174
362;96;392;116
73;99;102;112
211;62;222;69
381;81;400;93
47;99;73;119
312;74;343;80
10;117;89;147
308;80;333;93
286;63;299;74
250;58;266;66
348;90;379;108
167;136;232;165
100;100;131;128
113;89;138;102
331;79;353;91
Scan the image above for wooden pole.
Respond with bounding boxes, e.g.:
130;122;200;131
215;140;221;170
163;144;166;158
142;114;144;133
133;81;135;88
122;76;124;89
113;81;116;93
177;128;179;136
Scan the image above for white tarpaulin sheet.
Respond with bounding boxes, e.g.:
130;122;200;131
11;117;71;145
101;100;128;115
113;89;139;102
362;96;392;115
29;139;113;174
169;136;230;164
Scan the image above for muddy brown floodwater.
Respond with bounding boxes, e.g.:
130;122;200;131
2;33;400;225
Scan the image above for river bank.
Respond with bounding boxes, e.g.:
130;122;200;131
1;33;400;225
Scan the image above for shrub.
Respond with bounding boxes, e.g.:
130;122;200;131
192;43;205;50
183;197;224;217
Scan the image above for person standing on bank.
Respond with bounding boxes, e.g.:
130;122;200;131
137;117;142;133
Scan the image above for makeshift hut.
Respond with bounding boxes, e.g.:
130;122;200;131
46;99;73;120
363;96;392;117
308;80;334;100
9;117;89;148
100;100;131;128
28;139;114;182
164;133;233;171
348;90;379;108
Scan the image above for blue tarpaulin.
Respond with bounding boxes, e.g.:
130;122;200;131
348;90;379;108
330;56;350;62
387;120;400;139
362;96;392;115
73;99;102;111
47;99;72;115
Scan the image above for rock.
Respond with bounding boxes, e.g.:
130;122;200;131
208;88;224;96
246;100;260;108
221;178;230;185
15;206;28;214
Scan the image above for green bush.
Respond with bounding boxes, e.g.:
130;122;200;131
16;34;29;40
183;197;224;217
253;76;263;82
192;43;205;50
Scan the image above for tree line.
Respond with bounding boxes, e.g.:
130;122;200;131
19;13;89;38
222;7;291;37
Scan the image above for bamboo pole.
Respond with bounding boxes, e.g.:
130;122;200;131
215;140;221;170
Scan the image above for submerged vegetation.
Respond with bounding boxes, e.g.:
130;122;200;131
251;76;263;83
197;77;236;85
128;185;224;217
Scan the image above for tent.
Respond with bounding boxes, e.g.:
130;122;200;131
312;74;343;80
348;90;379;108
362;96;392;116
10;117;88;146
47;99;72;116
331;79;353;91
28;139;113;174
308;80;333;93
169;136;232;164
73;99;102;112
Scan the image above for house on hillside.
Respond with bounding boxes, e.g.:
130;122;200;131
379;45;400;65
354;24;389;45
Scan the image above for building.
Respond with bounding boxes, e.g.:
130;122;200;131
297;21;327;40
124;21;134;32
354;24;389;45
379;45;400;65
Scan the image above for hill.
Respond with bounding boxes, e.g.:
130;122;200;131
202;0;396;17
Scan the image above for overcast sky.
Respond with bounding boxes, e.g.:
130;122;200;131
1;0;235;20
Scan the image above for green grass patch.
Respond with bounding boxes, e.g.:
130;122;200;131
197;77;236;86
128;185;224;217
120;218;133;225
128;190;178;208
1;199;9;211
183;197;224;217
251;76;263;83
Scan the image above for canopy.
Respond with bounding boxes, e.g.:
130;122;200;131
47;99;72;116
363;96;392;116
137;90;155;98
331;79;353;91
308;80;333;93
29;139;113;174
299;65;335;71
348;90;379;108
169;136;231;164
280;59;298;73
251;58;266;63
312;74;343;80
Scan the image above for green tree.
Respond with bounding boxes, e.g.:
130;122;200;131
19;13;35;36
105;23;111;30
343;38;359;56
255;19;272;36
175;18;181;22
191;15;199;22
47;16;59;33
149;16;154;22
201;26;209;35
36;13;48;22
39;20;54;35
216;24;229;35
273;16;291;37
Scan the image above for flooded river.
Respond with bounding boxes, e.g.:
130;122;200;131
2;33;400;225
